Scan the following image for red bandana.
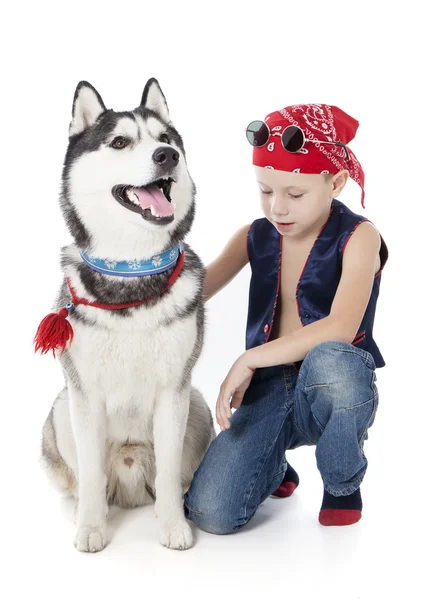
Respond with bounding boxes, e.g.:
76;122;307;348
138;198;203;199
252;104;366;208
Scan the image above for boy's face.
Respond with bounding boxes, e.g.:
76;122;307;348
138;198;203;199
254;166;348;240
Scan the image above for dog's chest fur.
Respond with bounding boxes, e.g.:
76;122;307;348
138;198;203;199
57;245;203;443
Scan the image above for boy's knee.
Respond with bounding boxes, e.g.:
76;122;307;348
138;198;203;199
184;490;247;535
184;502;245;535
186;509;243;535
300;341;377;414
306;340;350;364
305;340;374;375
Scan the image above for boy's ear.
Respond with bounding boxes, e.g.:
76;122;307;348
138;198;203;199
331;170;350;197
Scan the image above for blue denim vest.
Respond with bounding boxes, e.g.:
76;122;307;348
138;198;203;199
246;198;388;368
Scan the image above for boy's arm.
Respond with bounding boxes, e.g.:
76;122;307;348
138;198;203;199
245;221;382;369
203;224;251;302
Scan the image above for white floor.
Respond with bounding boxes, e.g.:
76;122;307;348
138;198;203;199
2;271;421;600
6;379;421;600
4;280;422;600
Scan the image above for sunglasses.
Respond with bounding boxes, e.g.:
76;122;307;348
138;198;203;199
246;121;350;163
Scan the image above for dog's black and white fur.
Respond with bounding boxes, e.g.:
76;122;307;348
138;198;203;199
40;79;215;552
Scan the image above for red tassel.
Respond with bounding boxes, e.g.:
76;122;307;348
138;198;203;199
34;307;75;358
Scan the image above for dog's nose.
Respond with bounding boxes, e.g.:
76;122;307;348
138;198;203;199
153;146;180;169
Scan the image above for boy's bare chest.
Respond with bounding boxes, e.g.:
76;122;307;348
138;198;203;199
269;244;313;340
279;244;313;303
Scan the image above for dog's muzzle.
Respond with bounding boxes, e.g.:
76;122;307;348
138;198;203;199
112;178;176;225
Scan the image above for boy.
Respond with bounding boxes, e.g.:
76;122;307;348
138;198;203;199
183;104;388;532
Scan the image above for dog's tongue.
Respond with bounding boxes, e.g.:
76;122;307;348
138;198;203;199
132;185;174;217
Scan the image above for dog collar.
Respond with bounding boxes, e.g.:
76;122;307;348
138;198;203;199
34;245;186;358
80;242;184;277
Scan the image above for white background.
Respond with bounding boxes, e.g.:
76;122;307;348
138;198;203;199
1;1;424;599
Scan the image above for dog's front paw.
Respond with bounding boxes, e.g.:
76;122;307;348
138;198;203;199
159;519;193;550
74;524;107;553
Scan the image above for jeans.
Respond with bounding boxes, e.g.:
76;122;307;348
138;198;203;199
183;340;379;534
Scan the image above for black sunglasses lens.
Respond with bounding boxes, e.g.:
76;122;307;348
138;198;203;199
246;121;269;147
282;126;304;153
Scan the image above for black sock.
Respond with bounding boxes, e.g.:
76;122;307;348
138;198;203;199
319;488;363;526
321;488;362;511
283;462;300;486
271;462;300;498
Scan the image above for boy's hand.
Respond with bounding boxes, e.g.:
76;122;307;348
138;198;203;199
216;354;255;431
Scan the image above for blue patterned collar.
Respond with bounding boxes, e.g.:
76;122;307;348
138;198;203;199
80;242;184;277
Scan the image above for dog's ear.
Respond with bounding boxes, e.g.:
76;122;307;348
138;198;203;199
69;81;107;137
141;78;171;123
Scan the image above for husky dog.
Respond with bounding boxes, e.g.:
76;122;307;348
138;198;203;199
39;79;216;552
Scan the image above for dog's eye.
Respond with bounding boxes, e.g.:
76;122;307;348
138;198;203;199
111;137;128;150
159;133;170;144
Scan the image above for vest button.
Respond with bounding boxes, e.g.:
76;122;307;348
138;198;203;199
264;324;269;333
305;313;310;318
